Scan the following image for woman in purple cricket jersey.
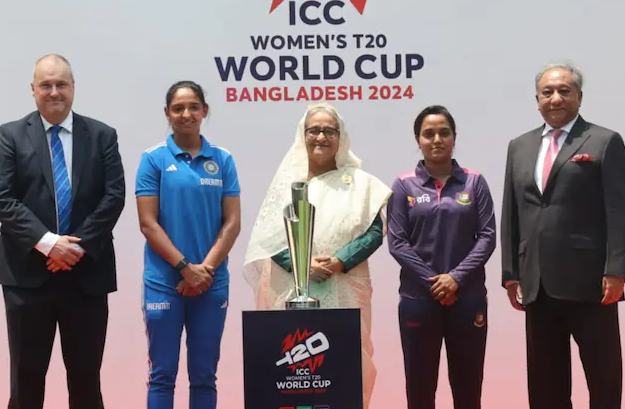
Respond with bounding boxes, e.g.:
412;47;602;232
387;105;496;409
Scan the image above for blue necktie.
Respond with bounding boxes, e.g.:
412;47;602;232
50;125;71;235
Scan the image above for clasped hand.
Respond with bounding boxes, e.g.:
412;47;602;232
47;236;85;273
310;256;343;283
429;274;459;306
178;263;214;297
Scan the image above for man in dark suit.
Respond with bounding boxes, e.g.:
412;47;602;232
501;61;625;409
0;54;125;408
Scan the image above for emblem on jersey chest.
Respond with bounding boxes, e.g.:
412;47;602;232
455;191;471;205
203;160;219;175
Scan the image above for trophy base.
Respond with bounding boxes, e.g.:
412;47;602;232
285;296;320;310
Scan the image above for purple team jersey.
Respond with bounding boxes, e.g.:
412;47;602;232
387;160;496;299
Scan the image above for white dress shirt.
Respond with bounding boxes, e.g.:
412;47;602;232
35;112;80;256
534;115;579;194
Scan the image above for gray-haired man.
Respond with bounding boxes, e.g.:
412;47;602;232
501;62;625;409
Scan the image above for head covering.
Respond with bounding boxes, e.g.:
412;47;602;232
242;103;392;409
243;102;363;287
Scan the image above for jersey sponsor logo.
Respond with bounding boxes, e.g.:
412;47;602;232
200;178;223;187
408;194;430;206
455;191;471;205
145;302;171;311
166;164;177;172
204;160;219;175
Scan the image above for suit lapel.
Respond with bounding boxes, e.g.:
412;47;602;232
544;116;590;190
71;113;90;206
26;112;55;197
525;127;544;197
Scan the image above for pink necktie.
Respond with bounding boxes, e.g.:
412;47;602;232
542;129;563;190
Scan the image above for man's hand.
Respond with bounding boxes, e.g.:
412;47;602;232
177;280;202;297
47;258;72;273
48;236;85;273
311;256;334;283
429;274;459;301
181;263;213;292
505;281;525;311
602;276;624;305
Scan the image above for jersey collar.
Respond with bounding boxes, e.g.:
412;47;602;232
167;134;214;158
415;159;466;186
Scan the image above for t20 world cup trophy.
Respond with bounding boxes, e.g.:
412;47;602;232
283;182;321;309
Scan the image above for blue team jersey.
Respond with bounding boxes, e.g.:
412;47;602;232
135;134;241;293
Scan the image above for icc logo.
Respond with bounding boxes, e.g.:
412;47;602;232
269;0;368;25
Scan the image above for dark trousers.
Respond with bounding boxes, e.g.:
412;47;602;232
526;287;622;409
2;275;108;409
398;294;487;409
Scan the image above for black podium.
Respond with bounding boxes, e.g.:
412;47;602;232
242;308;363;409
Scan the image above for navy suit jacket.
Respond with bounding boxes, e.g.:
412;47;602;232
0;111;125;294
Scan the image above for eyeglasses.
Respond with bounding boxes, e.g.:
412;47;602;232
305;127;340;139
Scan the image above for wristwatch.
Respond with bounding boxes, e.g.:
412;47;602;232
175;258;189;272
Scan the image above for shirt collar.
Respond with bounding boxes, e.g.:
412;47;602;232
40;111;73;133
415;159;466;186
542;114;579;136
167;134;214;158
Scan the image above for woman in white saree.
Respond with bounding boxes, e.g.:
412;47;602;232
243;102;392;408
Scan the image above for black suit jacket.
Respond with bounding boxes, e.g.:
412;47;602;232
501;116;625;304
0;111;125;295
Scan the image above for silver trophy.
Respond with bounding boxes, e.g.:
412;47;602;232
283;182;320;309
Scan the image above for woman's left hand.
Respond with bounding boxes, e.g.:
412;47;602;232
177;279;203;297
320;257;344;275
439;291;458;306
429;274;458;301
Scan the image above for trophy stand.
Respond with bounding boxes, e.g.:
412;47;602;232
241;182;363;409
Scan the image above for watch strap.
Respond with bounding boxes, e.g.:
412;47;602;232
175;258;189;272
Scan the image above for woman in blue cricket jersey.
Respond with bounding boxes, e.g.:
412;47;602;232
387;105;496;409
135;80;241;409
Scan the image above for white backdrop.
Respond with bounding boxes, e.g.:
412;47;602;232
1;0;625;408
